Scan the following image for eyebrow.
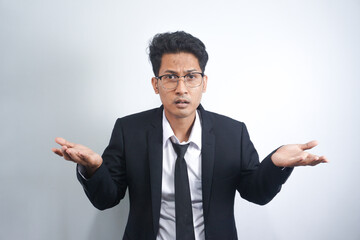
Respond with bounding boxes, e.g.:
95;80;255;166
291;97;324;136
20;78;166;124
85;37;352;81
163;69;199;74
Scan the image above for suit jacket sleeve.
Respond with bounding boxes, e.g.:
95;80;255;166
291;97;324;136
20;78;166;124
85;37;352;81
237;123;293;205
76;118;127;210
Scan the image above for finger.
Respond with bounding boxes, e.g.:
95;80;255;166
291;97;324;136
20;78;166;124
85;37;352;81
307;154;319;161
61;146;72;161
292;152;308;166
52;148;63;157
299;140;318;150
65;148;88;165
294;153;316;165
304;154;328;166
55;137;75;148
319;155;329;163
310;158;323;166
308;153;331;166
65;148;82;163
78;151;89;161
303;154;319;164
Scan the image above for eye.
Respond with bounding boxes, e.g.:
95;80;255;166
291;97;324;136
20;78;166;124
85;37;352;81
187;74;196;79
164;74;177;80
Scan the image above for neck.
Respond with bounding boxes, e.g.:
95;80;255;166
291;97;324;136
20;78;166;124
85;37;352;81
165;112;196;143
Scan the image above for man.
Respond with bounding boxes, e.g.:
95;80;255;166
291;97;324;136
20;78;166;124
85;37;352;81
52;31;328;239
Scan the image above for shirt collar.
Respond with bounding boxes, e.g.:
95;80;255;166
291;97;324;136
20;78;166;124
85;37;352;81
162;110;202;150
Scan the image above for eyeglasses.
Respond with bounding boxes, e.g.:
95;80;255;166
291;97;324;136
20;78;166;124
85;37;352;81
156;72;204;90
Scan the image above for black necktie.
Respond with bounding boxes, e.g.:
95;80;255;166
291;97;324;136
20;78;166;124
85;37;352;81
171;142;195;240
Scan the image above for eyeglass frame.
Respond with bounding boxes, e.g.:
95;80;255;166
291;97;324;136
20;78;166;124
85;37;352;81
155;72;205;90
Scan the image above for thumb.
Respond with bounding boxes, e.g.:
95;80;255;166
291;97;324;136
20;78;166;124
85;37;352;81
299;140;318;150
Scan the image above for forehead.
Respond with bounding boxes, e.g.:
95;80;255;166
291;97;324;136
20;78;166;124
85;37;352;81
159;52;200;73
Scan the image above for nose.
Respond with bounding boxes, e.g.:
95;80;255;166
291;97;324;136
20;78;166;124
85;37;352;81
175;78;188;95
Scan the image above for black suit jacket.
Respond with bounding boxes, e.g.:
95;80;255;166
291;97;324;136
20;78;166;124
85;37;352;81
77;105;292;239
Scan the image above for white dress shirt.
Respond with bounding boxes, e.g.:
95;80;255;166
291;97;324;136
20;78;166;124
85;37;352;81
157;110;204;240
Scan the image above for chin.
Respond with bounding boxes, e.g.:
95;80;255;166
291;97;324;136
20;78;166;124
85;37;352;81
167;108;195;120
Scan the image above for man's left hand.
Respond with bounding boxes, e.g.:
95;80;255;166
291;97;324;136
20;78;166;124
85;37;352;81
271;140;329;167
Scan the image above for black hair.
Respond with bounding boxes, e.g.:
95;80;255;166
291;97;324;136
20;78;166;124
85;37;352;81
148;31;209;76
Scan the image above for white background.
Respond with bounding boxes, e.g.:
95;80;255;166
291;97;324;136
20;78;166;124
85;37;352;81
1;0;359;239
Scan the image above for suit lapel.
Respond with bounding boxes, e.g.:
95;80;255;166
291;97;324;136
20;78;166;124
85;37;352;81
148;106;163;236
198;105;215;223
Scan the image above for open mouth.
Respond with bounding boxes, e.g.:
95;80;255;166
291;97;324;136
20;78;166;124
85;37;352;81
174;99;190;108
175;99;190;104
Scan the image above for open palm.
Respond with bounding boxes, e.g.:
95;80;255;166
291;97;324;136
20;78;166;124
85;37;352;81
271;140;328;167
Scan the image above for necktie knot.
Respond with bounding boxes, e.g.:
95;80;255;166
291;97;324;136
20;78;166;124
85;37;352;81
171;142;189;159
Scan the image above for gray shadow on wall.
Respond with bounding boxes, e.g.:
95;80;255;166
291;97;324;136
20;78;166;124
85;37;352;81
88;192;129;240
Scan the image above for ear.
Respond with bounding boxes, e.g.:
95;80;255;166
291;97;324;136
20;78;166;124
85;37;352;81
151;77;159;94
202;75;208;93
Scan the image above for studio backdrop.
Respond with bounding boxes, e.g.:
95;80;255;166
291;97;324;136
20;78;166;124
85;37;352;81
1;0;359;239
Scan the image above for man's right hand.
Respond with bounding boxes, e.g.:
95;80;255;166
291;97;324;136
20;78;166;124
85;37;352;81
52;137;103;177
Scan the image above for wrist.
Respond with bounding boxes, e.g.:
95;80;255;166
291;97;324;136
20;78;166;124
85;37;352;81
85;157;103;178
